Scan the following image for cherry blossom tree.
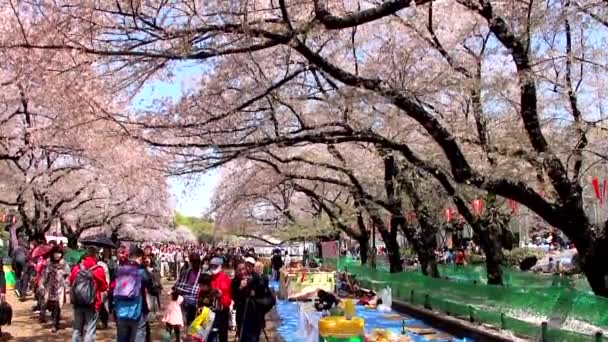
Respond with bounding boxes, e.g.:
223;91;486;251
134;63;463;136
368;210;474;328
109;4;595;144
5;0;608;294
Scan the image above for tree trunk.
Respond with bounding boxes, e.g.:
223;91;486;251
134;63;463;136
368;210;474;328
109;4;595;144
30;230;46;243
477;227;504;285
357;236;369;265
418;248;440;278
376;227;403;273
111;230;119;246
578;234;608;297
67;234;78;249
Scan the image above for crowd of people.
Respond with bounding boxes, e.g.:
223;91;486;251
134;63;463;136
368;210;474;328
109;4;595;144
4;239;279;342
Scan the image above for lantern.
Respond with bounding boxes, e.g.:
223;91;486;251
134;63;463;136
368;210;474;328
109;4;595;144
507;199;520;215
592;177;602;204
443;207;454;223
406;211;416;223
471;199;483;217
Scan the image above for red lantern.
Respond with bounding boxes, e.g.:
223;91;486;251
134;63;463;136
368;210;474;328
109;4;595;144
406;211;416;223
443;207;454;223
507;199;520;215
471;199;484;217
592;177;602;203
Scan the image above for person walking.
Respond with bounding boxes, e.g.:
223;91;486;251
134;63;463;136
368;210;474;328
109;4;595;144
173;252;203;328
97;248;111;329
161;291;183;342
69;247;108;342
174;250;184;282
39;247;70;332
113;247;155;342
208;257;232;342
270;251;283;281
230;262;248;338
238;265;275;342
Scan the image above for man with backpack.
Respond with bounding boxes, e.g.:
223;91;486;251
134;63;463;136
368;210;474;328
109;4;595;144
69;247;108;342
113;247;155;342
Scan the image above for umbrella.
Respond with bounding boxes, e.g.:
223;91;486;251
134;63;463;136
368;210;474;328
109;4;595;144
31;244;53;259
81;235;117;249
64;248;86;265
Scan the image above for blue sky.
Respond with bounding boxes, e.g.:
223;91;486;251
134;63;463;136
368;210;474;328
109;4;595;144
132;62;219;217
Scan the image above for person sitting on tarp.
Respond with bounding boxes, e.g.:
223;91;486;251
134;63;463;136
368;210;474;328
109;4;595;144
357;290;381;308
314;290;339;312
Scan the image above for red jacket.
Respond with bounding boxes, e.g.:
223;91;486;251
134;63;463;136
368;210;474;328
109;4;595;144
69;256;108;311
211;271;232;309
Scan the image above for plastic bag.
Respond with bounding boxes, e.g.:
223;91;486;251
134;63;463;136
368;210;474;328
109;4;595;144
377;286;392;312
189;307;216;341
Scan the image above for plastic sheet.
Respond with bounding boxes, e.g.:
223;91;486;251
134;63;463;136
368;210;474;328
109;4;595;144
271;282;471;342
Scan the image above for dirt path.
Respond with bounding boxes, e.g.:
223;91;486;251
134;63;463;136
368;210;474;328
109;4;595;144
0;288;169;341
0;278;283;342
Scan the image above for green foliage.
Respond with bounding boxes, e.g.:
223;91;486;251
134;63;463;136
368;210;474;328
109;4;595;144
174;212;215;243
504;247;546;267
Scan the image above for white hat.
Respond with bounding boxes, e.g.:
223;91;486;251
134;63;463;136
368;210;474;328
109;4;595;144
244;257;256;265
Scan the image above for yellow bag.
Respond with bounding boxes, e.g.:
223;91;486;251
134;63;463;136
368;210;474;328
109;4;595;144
189;307;215;340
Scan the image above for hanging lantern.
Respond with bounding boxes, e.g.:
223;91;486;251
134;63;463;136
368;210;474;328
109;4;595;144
592;177;602;203
603;179;607;205
406;211;416;223
471;199;484;217
443;207;454;223
507;199;520;215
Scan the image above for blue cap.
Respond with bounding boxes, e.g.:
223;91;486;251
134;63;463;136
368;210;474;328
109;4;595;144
209;257;223;266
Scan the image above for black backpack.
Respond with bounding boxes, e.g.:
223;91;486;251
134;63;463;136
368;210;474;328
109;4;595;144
71;263;99;307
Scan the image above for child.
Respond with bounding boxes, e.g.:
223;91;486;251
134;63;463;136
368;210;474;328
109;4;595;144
197;274;218;310
162;290;183;341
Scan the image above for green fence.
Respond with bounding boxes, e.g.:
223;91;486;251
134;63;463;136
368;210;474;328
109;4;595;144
358;258;592;291
334;258;607;341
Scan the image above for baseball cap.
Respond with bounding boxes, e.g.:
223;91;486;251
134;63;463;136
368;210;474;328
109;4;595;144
209;257;223;266
244;257;256;265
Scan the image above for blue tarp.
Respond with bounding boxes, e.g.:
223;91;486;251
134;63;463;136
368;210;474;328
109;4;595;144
271;282;473;342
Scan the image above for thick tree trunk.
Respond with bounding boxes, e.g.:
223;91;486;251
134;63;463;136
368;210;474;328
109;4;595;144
418;248;440;278
480;231;504;286
357;236;369;265
578;234;608;297
377;227;403;273
67;234;79;249
398;222;440;278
